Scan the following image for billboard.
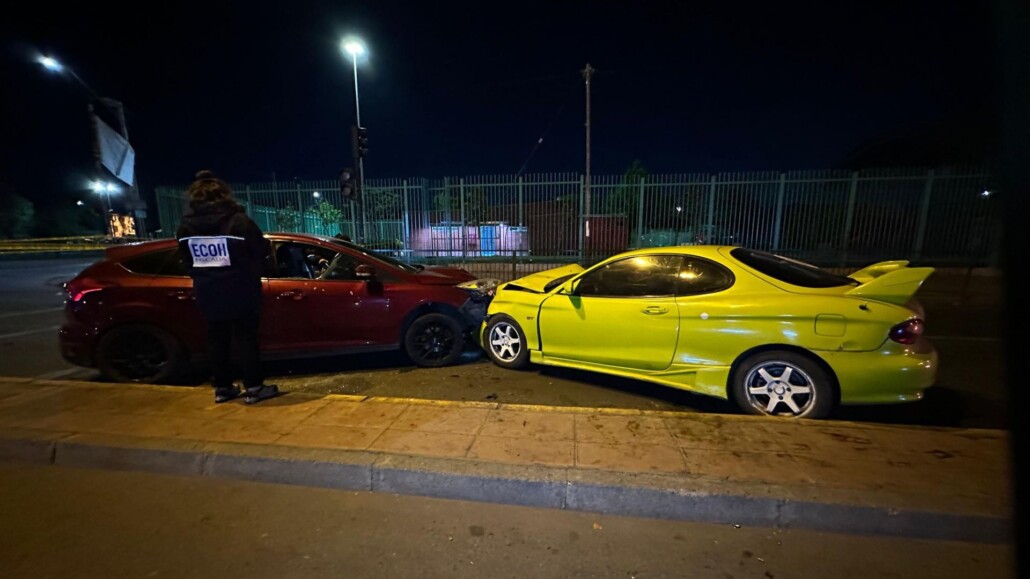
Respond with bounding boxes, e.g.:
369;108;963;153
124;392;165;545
109;213;137;238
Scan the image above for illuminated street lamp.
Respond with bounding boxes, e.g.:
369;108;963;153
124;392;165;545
91;180;119;194
90;180;120;233
37;56;63;72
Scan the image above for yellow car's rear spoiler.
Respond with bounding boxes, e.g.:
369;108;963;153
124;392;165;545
848;260;911;284
845;263;935;306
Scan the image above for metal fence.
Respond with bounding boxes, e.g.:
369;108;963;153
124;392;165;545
155;166;1000;279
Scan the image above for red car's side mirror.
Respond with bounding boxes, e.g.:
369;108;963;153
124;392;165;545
355;264;376;279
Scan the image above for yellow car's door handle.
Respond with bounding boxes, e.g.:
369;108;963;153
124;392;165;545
641;305;669;315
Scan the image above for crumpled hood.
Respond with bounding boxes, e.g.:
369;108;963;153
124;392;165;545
501;264;585;293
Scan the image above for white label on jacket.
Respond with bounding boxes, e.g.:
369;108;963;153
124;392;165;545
187;236;231;268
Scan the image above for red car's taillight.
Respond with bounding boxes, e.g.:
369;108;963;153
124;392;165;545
889;318;924;345
64;278;106;303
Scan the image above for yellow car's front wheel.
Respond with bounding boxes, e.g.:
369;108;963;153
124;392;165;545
731;351;836;419
484;315;530;369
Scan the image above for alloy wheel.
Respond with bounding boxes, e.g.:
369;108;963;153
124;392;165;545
743;360;816;417
488;321;522;362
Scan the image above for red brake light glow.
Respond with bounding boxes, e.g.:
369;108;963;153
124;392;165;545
65;278;106;303
71;288;103;302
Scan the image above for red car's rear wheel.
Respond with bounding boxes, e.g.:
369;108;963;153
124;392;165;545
96;324;186;384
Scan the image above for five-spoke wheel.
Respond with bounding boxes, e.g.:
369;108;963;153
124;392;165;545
483;315;529;369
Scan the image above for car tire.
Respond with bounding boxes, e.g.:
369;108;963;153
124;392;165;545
96;324;186;384
404;313;465;367
483;314;530;370
730;351;835;419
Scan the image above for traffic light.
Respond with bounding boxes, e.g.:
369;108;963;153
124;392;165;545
339;167;359;200
351;125;368;159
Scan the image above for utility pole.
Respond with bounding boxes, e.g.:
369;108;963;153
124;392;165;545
582;63;594;256
352;59;368;243
101;97;146;237
87;104;112;236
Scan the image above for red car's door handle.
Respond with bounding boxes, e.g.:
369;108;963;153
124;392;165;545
278;289;304;301
641;305;669;315
166;290;193;301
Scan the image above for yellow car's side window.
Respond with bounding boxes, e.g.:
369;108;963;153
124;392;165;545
575;255;734;297
677;258;735;295
576;256;682;297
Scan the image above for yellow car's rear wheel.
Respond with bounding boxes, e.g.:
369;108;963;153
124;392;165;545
732;351;835;419
484;315;529;369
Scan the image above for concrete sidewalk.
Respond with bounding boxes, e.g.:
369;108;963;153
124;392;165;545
0;377;1012;543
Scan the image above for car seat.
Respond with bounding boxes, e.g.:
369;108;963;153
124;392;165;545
275;244;314;278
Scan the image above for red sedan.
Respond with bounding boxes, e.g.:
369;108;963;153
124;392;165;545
60;233;495;383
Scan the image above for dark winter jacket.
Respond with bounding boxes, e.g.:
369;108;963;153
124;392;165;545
177;201;271;321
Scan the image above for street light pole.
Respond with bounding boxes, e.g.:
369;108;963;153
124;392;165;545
86;103;113;236
350;54;367;243
351;56;362;128
343;39;368;243
37;55;143;237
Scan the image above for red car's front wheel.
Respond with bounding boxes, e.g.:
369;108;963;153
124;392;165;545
404;313;464;367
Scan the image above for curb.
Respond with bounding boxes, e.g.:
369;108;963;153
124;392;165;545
0;429;1010;544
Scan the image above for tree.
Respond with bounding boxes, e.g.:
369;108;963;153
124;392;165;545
602;160;649;243
34;202;103;236
366;188;402;220
0;193;35;238
604;160;648;218
274;203;301;232
432;187;485;224
309;200;343;236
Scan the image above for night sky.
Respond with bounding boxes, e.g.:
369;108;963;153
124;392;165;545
1;1;998;215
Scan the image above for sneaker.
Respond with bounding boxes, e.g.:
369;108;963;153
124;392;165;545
244;384;281;405
214;385;241;404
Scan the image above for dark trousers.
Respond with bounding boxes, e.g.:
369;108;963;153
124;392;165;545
207;308;262;390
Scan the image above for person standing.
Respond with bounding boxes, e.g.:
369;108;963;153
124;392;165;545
177;170;280;404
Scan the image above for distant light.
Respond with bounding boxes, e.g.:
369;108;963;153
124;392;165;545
90;181;119;194
676;206;682;212
38;56;63;72
76;200;85;206
981;190;992;198
313;191;321;199
342;38;366;58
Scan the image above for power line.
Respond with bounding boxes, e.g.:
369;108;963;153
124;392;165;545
515;80;579;176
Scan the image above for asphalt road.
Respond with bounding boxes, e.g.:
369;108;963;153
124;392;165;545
0;464;1010;578
0;257;98;380
0;256;1008;428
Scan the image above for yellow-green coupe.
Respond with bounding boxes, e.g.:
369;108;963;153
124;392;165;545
479;246;936;419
